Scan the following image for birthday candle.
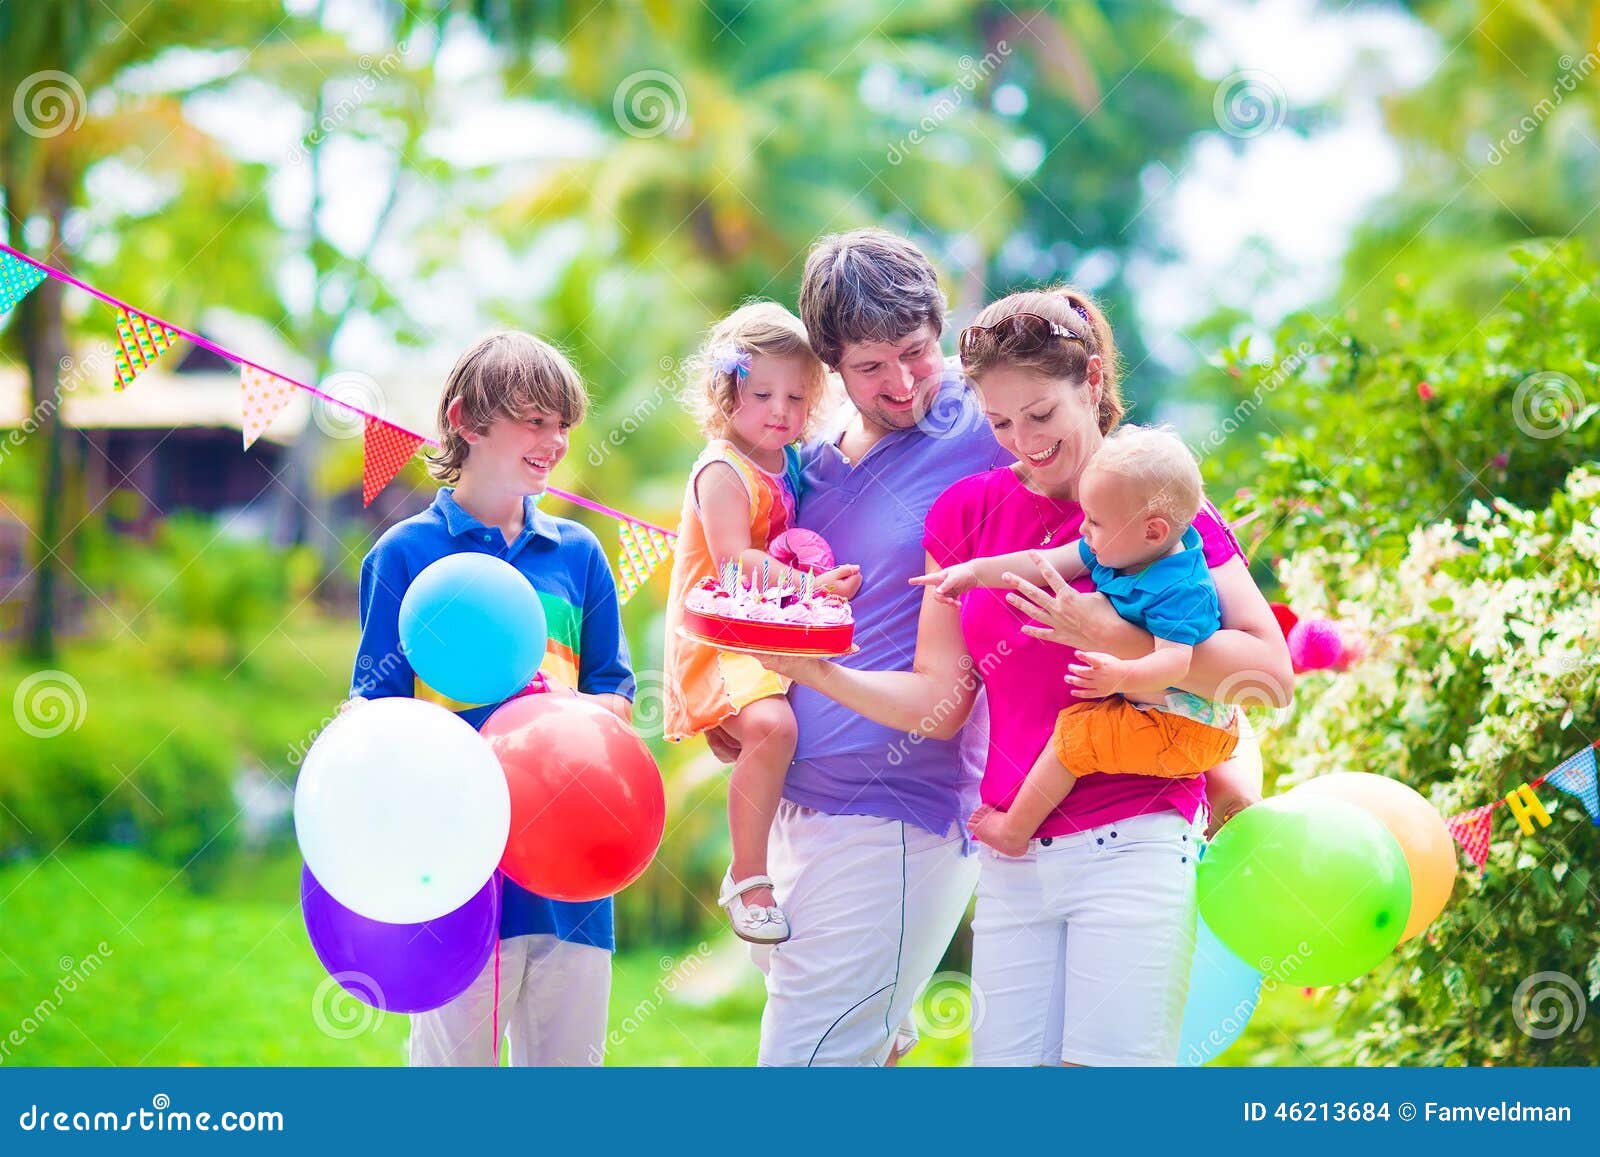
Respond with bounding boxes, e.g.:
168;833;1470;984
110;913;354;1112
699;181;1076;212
762;558;770;591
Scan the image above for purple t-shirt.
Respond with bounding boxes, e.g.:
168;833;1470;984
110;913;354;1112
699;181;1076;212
785;369;1013;837
923;466;1244;838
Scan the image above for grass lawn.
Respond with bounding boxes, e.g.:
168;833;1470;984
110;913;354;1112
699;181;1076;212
0;848;1341;1067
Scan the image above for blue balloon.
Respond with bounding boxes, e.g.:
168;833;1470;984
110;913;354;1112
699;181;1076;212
398;553;547;705
1177;915;1264;1067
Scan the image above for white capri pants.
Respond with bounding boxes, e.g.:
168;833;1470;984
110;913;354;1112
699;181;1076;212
409;933;612;1067
970;808;1201;1067
752;801;980;1066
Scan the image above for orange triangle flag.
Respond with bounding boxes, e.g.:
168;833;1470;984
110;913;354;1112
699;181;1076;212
362;416;424;506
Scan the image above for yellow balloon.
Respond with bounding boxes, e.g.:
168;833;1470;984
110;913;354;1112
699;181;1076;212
1293;772;1456;941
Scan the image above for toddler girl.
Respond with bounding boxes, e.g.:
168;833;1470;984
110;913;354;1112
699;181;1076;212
662;302;860;939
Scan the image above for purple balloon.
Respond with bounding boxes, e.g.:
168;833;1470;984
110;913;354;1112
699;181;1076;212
301;865;499;1014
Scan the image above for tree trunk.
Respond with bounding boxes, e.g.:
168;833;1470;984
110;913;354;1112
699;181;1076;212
21;194;71;662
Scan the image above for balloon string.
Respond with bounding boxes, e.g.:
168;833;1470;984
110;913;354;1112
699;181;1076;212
491;936;501;1067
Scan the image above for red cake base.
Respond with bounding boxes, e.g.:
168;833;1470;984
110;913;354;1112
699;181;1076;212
682;607;854;656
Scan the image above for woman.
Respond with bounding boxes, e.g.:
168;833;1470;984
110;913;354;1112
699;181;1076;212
760;285;1292;1066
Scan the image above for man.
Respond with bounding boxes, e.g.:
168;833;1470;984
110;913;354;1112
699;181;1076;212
717;228;1010;1065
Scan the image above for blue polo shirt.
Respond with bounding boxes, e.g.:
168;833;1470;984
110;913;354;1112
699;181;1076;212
353;487;635;949
1079;525;1221;645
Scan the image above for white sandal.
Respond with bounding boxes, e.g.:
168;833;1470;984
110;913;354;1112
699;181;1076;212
718;871;791;944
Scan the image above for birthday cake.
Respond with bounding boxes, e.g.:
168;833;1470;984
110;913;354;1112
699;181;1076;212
682;570;854;656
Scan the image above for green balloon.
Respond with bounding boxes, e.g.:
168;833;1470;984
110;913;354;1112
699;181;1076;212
1198;794;1411;987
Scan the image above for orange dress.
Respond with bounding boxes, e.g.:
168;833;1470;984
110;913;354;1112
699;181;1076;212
663;440;799;742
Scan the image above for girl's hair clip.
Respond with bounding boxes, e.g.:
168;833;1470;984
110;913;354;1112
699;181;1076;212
710;342;752;379
1069;302;1091;325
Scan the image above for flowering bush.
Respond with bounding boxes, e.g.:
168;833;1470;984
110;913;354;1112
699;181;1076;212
1264;467;1600;1064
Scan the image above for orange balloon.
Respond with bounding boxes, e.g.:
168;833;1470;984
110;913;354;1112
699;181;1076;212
1293;772;1455;940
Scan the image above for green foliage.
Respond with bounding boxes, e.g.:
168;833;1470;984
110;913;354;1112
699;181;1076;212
1202;242;1600;565
1263;467;1600;1065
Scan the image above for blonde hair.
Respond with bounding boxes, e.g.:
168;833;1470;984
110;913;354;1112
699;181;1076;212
686;301;829;441
1087;424;1204;533
430;331;588;484
959;284;1124;435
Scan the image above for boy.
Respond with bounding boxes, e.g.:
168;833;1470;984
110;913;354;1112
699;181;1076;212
916;424;1240;856
349;331;634;1064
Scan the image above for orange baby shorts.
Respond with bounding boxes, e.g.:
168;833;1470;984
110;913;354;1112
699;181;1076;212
1052;697;1240;779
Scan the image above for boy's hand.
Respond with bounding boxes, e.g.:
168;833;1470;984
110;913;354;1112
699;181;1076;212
909;562;979;606
337;695;369;716
1062;651;1131;699
816;563;862;600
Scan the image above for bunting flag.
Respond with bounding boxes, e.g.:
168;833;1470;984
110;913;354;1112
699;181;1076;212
1445;804;1498;874
239;364;299;449
361;416;424;507
1546;741;1600;825
112;307;180;390
0;251;47;315
616;519;676;605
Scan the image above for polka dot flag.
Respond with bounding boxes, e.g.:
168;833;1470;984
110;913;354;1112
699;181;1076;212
1445;803;1497;874
362;415;424;507
113;307;180;391
617;519;676;604
0;251;47;315
240;364;299;449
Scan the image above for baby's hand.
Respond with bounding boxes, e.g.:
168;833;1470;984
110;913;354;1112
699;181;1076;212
1062;651;1131;699
909;562;979;606
816;563;862;600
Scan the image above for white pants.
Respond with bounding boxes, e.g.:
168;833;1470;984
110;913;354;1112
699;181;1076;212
408;933;611;1067
971;809;1200;1067
753;801;980;1066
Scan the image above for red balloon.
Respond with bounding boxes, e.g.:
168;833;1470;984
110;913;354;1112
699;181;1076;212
480;694;665;902
1270;602;1299;640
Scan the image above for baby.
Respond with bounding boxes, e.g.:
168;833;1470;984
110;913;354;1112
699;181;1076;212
916;424;1240;856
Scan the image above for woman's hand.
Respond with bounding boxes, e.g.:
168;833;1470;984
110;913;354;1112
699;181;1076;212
1004;556;1105;648
909;562;978;607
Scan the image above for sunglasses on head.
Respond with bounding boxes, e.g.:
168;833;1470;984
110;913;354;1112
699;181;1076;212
958;312;1085;359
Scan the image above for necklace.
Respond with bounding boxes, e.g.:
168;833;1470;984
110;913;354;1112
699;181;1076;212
1018;470;1074;546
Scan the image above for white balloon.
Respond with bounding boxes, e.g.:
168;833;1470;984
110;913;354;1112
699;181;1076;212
294;698;510;923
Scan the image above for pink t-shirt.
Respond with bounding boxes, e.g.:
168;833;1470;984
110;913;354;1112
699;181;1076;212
923;466;1245;838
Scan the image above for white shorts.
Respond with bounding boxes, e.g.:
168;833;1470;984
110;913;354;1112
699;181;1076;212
408;933;611;1067
752;801;980;1066
970;809;1200;1067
